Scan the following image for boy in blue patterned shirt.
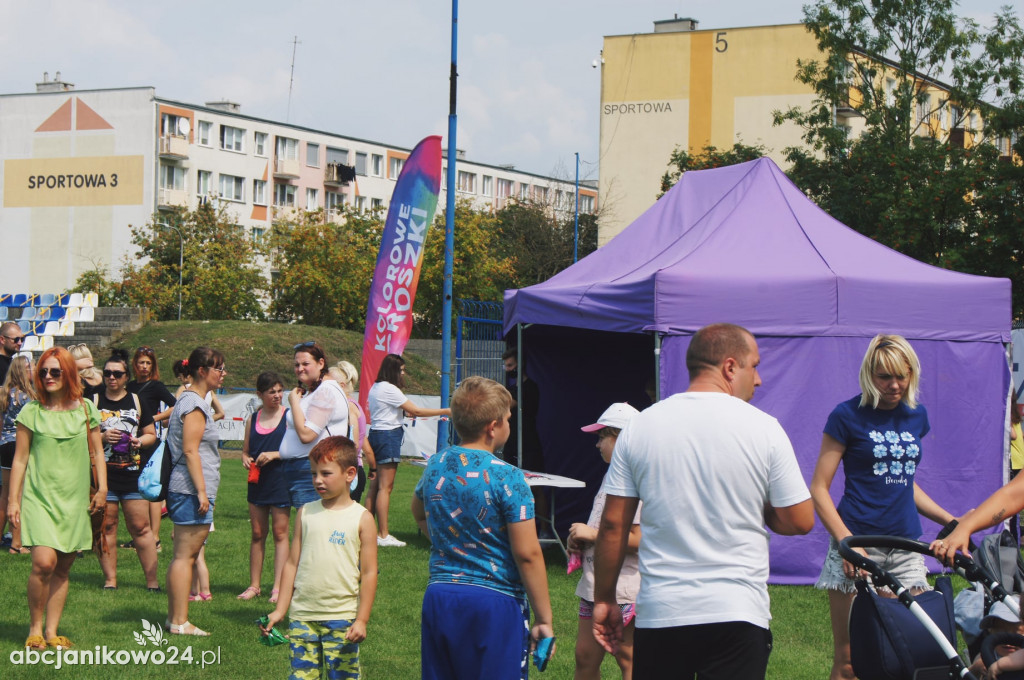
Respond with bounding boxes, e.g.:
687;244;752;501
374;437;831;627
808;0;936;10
412;376;554;679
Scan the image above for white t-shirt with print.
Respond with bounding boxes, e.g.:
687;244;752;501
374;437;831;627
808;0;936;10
368;381;407;430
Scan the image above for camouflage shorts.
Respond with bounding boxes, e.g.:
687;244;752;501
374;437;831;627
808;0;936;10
288;619;360;680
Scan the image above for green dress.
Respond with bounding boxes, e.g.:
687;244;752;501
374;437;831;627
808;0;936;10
16;400;100;553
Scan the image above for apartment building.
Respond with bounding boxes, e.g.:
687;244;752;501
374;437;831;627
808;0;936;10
597;18;993;243
0;77;596;293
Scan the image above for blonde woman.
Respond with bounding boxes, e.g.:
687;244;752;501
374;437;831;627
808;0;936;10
68;343;103;394
0;355;35;554
810;335;959;680
328;360;376;503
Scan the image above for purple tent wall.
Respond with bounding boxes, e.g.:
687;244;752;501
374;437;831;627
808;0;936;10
660;334;1010;584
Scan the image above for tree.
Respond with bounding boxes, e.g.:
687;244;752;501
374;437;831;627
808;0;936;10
269;207;382;329
493;198;599;287
119;203;267;320
68;261;127;308
659;142;770;194
774;0;1024;314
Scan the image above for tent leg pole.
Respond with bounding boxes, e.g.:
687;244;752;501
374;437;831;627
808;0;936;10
517;324;523;468
654;333;662;401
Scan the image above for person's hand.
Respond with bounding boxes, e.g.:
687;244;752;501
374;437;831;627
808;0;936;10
103;429;121;445
568;523;597;550
367;467;377;481
8;503;20;529
289;388;303;403
130;436;143;449
261;611;284;636
89;489;106;514
255;451;279;467
931;524;972;567
988;656;1004;678
592;600;623;654
529;622;555;653
242;455;252;470
196;492;210;515
842;546;869;580
345;620;367;642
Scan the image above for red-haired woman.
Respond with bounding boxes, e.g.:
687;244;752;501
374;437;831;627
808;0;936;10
7;347;106;650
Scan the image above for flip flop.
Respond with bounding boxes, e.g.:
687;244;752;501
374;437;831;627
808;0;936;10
165;620;210;637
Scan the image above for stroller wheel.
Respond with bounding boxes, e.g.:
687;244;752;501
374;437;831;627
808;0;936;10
981;632;1024;680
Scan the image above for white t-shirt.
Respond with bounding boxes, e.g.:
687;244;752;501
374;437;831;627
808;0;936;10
604;391;810;630
367;381;407;430
279;380;349;460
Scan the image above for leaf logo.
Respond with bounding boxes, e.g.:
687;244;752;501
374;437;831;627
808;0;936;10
140;618;168;647
133;631;146;646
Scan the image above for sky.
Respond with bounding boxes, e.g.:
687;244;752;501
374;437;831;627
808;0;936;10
0;0;1009;183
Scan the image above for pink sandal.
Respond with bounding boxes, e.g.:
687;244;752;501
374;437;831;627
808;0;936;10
268;588;280;604
189;592;213;602
237;586;261;601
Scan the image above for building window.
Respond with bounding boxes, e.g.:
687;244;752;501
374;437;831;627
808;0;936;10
534;186;548;202
197;170;211;196
457;171;476;194
326;191;345;212
159;164;185;190
220;125;245;152
254;132;268;156
306;142;320;167
253;179;267;205
519;183;530;199
442;165;447;189
161;113;188;138
251;227;266;243
481;175;493;197
355;152;368;176
219;174;244;202
326;147;348;164
372;154;383;177
276;136;299;160
580;195;595;213
274;183;296;207
917;93;932;124
496;178;514;198
371;198;383;210
388;157;405;179
306;188;319;210
197;121;212;146
885;78;896;106
354;196;366;211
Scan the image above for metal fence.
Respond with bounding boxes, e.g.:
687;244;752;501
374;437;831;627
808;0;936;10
455;299;505;385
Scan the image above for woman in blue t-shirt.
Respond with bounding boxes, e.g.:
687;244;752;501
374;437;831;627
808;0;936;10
810;334;959;680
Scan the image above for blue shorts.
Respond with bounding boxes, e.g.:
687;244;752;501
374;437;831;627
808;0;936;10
107;490;145;502
280;456;320;508
421;583;530;680
166;491;216;525
369;427;404;465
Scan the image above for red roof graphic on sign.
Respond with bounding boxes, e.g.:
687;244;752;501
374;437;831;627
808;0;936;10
36;97;113;132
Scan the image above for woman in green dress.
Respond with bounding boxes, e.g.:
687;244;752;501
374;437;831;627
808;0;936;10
7;346;106;651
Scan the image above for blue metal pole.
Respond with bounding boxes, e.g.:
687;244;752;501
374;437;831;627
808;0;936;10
438;0;458;450
573;152;580;263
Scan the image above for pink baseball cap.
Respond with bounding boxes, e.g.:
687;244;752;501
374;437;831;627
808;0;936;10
581;402;639;432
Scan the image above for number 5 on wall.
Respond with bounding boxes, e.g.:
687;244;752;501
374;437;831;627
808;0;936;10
715;31;728;53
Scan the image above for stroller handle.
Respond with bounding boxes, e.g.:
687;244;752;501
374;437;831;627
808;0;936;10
839;536;1012;602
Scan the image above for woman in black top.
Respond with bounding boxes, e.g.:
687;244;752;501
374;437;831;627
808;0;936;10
95;350;159;590
128;346;177;548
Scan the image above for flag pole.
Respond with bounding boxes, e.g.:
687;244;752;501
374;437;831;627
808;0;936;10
438;0;458;449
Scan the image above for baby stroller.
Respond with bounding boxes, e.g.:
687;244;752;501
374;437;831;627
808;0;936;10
956;530;1024;660
839;536;1024;680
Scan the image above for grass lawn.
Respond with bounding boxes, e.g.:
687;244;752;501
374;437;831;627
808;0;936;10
3;456;948;679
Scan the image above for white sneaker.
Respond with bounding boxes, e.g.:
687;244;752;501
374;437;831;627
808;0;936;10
377;534;406;547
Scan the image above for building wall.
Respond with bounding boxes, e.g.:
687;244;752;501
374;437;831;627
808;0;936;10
598;24;818;242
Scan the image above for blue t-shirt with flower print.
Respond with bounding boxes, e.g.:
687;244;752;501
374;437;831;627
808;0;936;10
825;395;930;539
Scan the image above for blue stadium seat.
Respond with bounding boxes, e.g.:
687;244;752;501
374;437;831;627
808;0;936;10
56;293;71;306
0;294;11;307
48;307;66;321
12;294;27;307
0;307;6;320
38;293;57;308
17;320;33;334
20;308;37;321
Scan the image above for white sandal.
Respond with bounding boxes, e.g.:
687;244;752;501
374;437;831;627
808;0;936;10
164;620;210;636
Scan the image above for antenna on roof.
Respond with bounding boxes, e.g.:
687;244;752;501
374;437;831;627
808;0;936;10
286;35;301;123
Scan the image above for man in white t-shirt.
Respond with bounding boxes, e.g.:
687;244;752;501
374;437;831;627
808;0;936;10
592;323;814;679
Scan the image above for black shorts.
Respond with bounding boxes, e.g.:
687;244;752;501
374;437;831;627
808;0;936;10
634;621;773;680
351;466;367;504
0;441;14;469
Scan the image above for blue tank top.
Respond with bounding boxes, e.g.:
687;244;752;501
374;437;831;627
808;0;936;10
248;408;288;459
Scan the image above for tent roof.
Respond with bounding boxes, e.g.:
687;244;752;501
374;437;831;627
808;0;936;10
504;157;1010;341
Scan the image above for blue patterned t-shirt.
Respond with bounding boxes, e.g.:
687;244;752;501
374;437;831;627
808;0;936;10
826;395;929;538
414;445;535;599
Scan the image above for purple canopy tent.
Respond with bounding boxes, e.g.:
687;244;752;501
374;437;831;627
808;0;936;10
503;157;1011;584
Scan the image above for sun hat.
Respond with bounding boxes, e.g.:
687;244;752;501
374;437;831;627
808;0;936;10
980;600;1022;630
581;402;639;432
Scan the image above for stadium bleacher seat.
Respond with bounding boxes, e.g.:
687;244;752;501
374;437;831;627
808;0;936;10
37;336;54;351
21;336;39;351
17;320;33;334
0;308;6;320
13;294;29;307
83;292;99;307
0;294;12;307
38;293;57;308
67;293;84;308
56;293;70;306
65;307;80;322
48;307;66;321
41;321;59;336
78;307;95;323
21;307;38;320
58;321;75;336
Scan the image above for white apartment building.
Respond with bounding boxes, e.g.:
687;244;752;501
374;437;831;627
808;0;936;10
0;77;597;293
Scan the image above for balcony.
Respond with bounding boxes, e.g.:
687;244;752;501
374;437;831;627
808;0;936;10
157;188;188;210
158;134;189;159
324;162;355;186
273;156;301;178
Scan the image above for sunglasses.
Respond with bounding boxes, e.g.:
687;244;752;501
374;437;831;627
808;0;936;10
103;370;127;379
39;367;63;378
137;346;155;355
4;335;25;343
212;366;228;374
293;341;317;351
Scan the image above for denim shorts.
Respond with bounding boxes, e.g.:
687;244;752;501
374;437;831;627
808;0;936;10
107;490;145;502
369;427;404;465
280;456;320;508
166;491;216;525
816;535;930;594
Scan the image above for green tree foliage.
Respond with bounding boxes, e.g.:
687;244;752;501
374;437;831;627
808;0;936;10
119;203;267;320
493;198;599;286
773;0;1024;314
269;207;382;329
67;262;126;308
660;142;770;194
